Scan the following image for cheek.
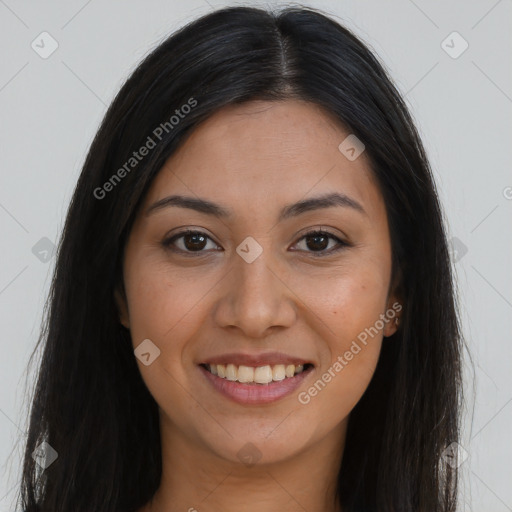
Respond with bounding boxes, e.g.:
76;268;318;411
124;258;214;345
329;279;387;357
299;286;385;425
122;262;215;418
294;262;388;412
297;260;389;346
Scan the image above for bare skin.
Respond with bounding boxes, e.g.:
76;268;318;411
116;99;400;512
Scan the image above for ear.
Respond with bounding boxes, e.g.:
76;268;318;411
114;283;130;329
383;296;402;338
383;270;403;338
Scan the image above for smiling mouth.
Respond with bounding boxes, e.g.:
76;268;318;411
200;363;314;385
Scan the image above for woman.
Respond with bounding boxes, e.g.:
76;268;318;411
17;5;463;512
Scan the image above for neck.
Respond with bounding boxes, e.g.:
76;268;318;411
145;414;347;512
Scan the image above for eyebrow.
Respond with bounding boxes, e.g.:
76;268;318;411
145;192;366;221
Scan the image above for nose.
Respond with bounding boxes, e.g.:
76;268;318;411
212;242;297;339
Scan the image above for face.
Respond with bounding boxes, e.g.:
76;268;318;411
116;99;400;467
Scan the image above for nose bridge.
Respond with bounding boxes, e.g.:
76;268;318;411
237;243;276;300
213;235;296;337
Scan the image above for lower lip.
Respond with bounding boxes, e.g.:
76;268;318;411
199;365;314;405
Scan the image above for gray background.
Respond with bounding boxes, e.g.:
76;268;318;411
1;0;511;510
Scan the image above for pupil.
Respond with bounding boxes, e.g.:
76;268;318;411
184;233;206;251
307;234;328;251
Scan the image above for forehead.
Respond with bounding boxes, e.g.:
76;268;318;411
143;100;385;222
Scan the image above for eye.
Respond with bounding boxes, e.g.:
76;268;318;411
162;229;221;254
291;229;349;256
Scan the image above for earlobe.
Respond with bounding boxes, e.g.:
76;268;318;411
384;269;403;338
114;286;130;329
383;311;400;338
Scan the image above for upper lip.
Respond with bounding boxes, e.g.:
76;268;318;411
201;351;313;367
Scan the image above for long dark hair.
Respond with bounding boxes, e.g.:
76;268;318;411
16;5;463;511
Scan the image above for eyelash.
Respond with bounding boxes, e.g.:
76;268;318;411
162;228;349;257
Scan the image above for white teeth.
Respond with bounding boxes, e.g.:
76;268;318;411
226;363;237;381
254;366;273;384
272;364;286;381
237;365;254;383
206;362;309;384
